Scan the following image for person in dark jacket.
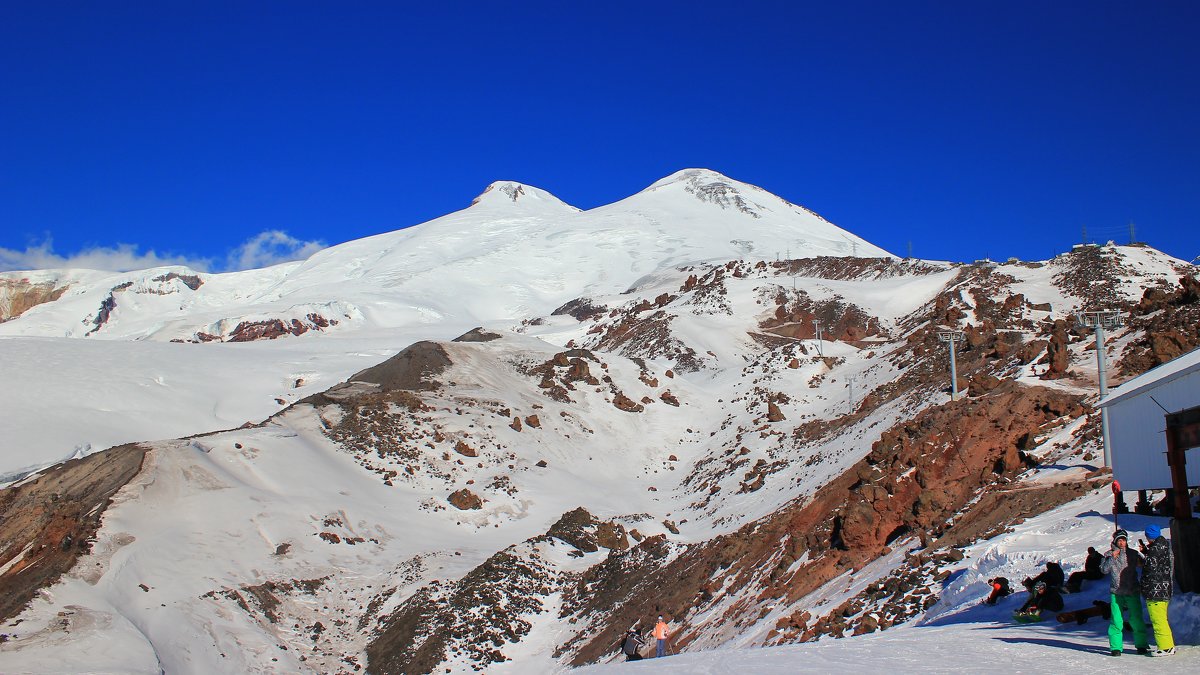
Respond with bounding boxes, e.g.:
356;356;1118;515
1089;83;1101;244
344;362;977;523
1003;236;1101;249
1100;529;1149;656
1017;580;1064;616
620;628;645;661
1065;547;1105;593
1139;524;1175;656
1022;561;1065;592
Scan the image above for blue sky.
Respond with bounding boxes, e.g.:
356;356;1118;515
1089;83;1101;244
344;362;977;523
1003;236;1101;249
2;1;1198;272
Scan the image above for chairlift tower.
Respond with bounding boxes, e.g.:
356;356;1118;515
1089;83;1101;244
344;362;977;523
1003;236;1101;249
938;330;965;400
1076;310;1123;467
847;374;856;413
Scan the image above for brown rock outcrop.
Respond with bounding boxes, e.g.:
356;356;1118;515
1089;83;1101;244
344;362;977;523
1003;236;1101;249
447;489;483;510
0;279;69;322
1039;320;1072;379
0;444;147;623
767;401;786;422
612;393;644;413
347;341;452;392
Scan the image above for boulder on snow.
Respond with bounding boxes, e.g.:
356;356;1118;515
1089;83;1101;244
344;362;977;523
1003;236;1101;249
452;327;502;342
767;401;786;422
448;489;483;510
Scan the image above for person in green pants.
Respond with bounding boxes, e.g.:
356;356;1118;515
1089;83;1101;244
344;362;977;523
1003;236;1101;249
1100;529;1149;656
1140;524;1175;656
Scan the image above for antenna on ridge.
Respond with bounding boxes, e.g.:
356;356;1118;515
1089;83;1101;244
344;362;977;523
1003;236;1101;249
1149;395;1170;414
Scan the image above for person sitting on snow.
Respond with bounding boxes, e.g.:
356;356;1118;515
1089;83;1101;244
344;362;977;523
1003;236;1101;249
1065;547;1104;593
984;577;1012;605
1022;561;1065;593
1016;580;1064;617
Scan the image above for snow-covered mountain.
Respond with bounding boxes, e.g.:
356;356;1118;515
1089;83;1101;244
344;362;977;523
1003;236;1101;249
0;169;887;344
0;169;888;479
1;169;1198;673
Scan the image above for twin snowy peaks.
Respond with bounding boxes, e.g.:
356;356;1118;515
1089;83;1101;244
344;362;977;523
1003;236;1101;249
472;168;783;215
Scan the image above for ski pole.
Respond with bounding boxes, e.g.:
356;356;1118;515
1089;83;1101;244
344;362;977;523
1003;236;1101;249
1112;479;1120;531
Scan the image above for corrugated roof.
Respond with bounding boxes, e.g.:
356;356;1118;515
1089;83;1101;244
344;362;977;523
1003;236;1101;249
1098;345;1200;408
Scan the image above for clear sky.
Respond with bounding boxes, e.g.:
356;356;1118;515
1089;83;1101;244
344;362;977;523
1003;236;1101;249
2;1;1198;272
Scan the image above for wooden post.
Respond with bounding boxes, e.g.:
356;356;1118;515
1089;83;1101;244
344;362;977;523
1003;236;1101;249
1164;407;1198;520
1165;406;1200;592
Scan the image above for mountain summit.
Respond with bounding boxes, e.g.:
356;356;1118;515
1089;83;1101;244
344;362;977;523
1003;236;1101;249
468;180;579;213
0;169;891;345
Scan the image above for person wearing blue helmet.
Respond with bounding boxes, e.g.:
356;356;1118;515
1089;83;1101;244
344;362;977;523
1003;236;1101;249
1140;524;1175;657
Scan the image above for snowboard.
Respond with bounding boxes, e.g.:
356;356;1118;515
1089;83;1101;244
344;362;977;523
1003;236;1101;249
1055;600;1109;625
1013;611;1044;623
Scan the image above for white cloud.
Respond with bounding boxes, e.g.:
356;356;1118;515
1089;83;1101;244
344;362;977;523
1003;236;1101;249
223;230;326;271
0;231;326;273
0;238;212;273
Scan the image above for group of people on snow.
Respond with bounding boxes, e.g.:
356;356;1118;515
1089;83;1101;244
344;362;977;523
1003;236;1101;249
986;525;1176;657
620;616;671;661
1102;526;1175;657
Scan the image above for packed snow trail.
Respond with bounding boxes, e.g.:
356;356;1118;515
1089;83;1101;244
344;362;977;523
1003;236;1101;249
575;622;1199;673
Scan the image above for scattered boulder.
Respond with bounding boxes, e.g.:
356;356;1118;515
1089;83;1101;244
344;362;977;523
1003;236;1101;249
767;401;786;422
448;489;483;511
452;327;502;342
613;393;644;413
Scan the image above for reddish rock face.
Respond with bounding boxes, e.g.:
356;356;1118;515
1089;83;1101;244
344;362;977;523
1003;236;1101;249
564;382;1084;666
0;444;147;624
1039;320;1072;379
228;318;310;342
1119;274;1200;375
0;279;69;322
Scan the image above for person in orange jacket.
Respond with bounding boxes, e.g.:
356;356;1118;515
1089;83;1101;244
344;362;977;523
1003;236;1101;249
652;616;669;657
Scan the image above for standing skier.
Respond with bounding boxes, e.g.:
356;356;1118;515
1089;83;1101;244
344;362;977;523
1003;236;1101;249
652;616;670;657
1140;524;1175;657
1099;529;1149;656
